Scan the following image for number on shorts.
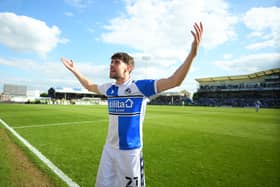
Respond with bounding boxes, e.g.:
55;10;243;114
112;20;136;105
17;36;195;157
125;176;138;187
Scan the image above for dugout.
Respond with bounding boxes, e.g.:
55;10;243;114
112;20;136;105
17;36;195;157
193;68;280;108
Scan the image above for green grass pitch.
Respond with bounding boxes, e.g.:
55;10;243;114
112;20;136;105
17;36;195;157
0;104;279;187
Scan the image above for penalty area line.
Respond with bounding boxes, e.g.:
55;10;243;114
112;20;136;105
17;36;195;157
0;118;80;187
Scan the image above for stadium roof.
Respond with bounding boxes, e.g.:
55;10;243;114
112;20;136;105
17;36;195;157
159;92;185;96
195;68;280;83
50;87;97;94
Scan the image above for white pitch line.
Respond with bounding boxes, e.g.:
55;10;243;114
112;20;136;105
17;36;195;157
12;120;101;129
0;118;80;187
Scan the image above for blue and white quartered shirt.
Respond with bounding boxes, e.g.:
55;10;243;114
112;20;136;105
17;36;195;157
98;79;158;150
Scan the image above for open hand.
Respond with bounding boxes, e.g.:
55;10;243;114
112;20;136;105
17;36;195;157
61;57;76;73
190;22;203;55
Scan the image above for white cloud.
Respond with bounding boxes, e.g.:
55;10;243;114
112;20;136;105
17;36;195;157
101;0;237;61
243;7;280;31
214;53;280;73
100;0;238;94
0;12;67;56
64;0;92;8
246;39;276;50
223;54;233;59
64;12;74;17
0;57;67;77
0;57;108;90
243;7;280;50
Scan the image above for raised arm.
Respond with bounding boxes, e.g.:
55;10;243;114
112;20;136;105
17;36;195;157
61;57;99;93
157;22;203;93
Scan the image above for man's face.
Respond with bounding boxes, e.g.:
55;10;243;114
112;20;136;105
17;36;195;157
109;59;131;79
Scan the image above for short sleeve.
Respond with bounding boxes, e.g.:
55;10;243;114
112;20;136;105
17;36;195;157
135;79;158;97
97;83;112;96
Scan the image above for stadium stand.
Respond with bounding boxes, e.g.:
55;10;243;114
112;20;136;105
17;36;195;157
193;68;280;108
48;87;105;104
48;87;96;99
3;84;27;96
1;84;48;103
1;84;27;102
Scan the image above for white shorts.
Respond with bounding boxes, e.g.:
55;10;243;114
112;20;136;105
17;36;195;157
95;145;145;187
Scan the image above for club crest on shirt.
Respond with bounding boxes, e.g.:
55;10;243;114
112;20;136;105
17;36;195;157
125;88;131;94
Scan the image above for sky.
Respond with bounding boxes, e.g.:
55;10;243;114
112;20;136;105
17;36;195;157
0;0;279;95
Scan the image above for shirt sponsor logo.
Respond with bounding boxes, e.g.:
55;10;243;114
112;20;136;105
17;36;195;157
108;97;143;114
109;99;133;109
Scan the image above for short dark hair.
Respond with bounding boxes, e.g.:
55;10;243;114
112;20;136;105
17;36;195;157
111;52;134;68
